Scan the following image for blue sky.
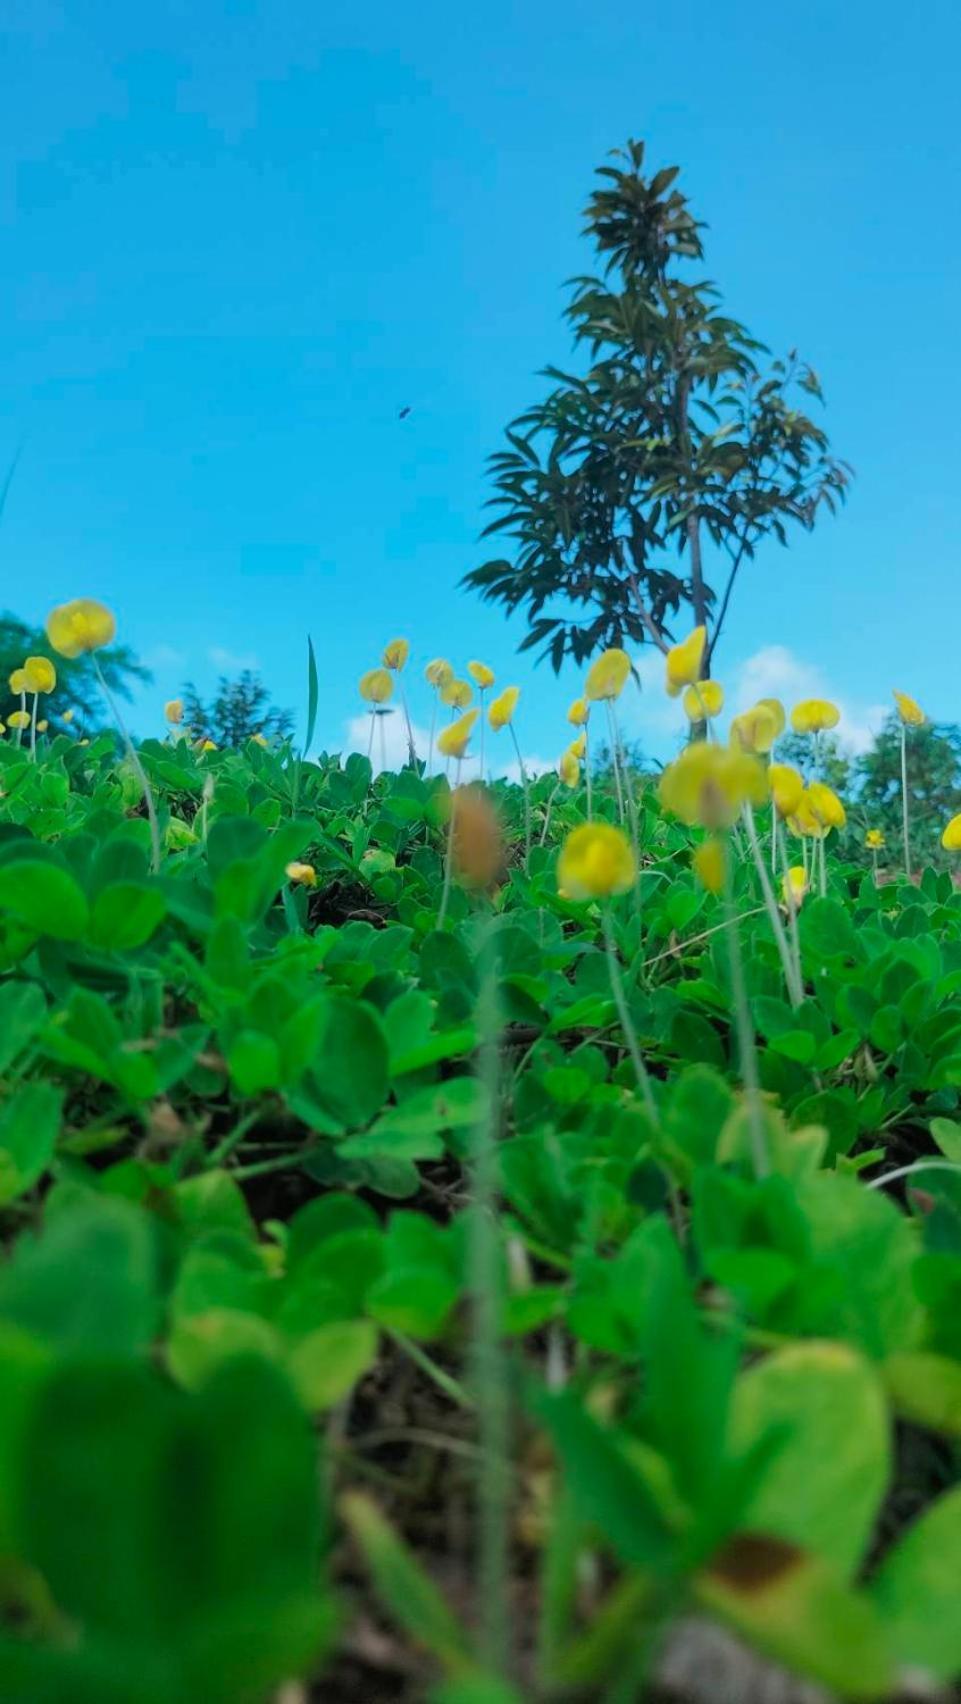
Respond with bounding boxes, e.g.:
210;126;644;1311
1;0;959;772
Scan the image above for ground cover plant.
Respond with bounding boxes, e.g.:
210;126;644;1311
0;603;961;1703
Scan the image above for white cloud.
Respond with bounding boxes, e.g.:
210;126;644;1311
208;645;260;672
144;643;186;670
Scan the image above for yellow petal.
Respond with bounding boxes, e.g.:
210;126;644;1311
730;704;778;755
425;657;454;689
665;627;707;696
7;711;30;729
558;750;580;788
768;763;804;818
441;677;473;710
382;638;410;671
557;823;635;899
758;697;786;738
781;865;809;908
942;814;961;852
165;698;185;724
46;599;116;658
806;780;846;830
682;679;725;720
659;742;768;831
567;732;587;760
285;861;317;887
585;648;631;702
865;828;885;850
567;696;589;727
467;660;496;689
9;668;27;695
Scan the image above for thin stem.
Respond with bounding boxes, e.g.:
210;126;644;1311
743;803;802;1006
508;723;531;871
723;854;769;1179
436;759;462;930
539;780;560;847
900;722;911;881
776;823;803;999
468;965;511;1676
29;693;38;760
427;696;436;775
584;718;593;822
398;679;416;767
602;909;657;1124
15;689;24;748
818;830;827;898
93;656;161;873
867;1159;961;1192
604;699;625;823
366;711;375;762
378;709;387;776
872;846;879;885
479;690;486;783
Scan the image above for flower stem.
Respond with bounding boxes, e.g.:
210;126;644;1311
776;822;803;998
723;854;769;1179
366;712;375;763
29;693;38;761
539;780;560;847
508;723;531;872
399;680;416;768
15;690;25;748
743;803;802;1006
602;908;657;1124
436;759;462;930
605;699;625;824
427;697;436;776
93;656;161;873
900;722;911;881
378;710;387;776
479;690;486;783
584;718;593;822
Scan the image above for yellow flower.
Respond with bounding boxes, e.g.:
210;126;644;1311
62;708;75;724
567;732;587;760
425;658;454;689
468;660;495;690
23;656;57;694
758;697;786;738
382;638;410;671
893;689;925;727
682;679;724;720
790;698;840;734
450;785;503;889
9;668;27;695
865;828;885;850
585;648;631;702
558;750;580;788
285;861;317;887
249;733;269;747
0;722;5;736
941;814;961;852
781;866;809;908
359;667;393;705
806;780;846;831
437;709;479;759
768;762;804;818
557;823;636;899
46;598;116;658
488;686;520;730
659;742;768;830
441;677;473;710
787;793;822;838
567;696;590;727
165;698;185;724
693;836;726;894
665;626;707;697
729;703;778;755
199;739;217;752
7;710;30;730
36;719;48;733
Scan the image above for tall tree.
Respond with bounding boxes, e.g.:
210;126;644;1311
465;139;851;672
0;611;149;734
181;670;293;747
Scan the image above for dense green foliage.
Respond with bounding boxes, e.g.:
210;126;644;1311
0;611;149;735
465;140;850;670
1;723;960;1702
181;669;294;747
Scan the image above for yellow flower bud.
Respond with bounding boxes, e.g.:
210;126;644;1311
807;780;846;831
437;709;479;759
790;698;840;734
46;598;116;658
557;823;635;900
382;638;410;671
558;750;580;788
941;814;961;852
893;689;924;727
781;865;809;909
359;668;393;705
567;696;589;727
425;658;454;689
659;741;768;831
585;648;631;703
165;698;185;724
285;861;317;887
682;679;724;720
865;828;885;850
692;836;726;894
730;703;778;756
665;627;707;697
467;660;495;689
769;763;804;818
488;686;520;731
441;677;473;710
23;656;57;694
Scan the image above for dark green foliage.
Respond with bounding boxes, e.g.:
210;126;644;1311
464;139;850;670
182;669;293;747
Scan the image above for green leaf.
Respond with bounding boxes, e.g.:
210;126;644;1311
341;1492;471;1673
730;1342;889;1578
931;1117;961;1163
0;1081;62;1204
0;1197;159;1353
304;634;319;756
227;1030;282;1096
0;980;46;1074
286;1319;378;1409
305;996;389;1126
89;881;167;950
883;1351;961;1436
871;1484;961;1678
0;859;89;940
